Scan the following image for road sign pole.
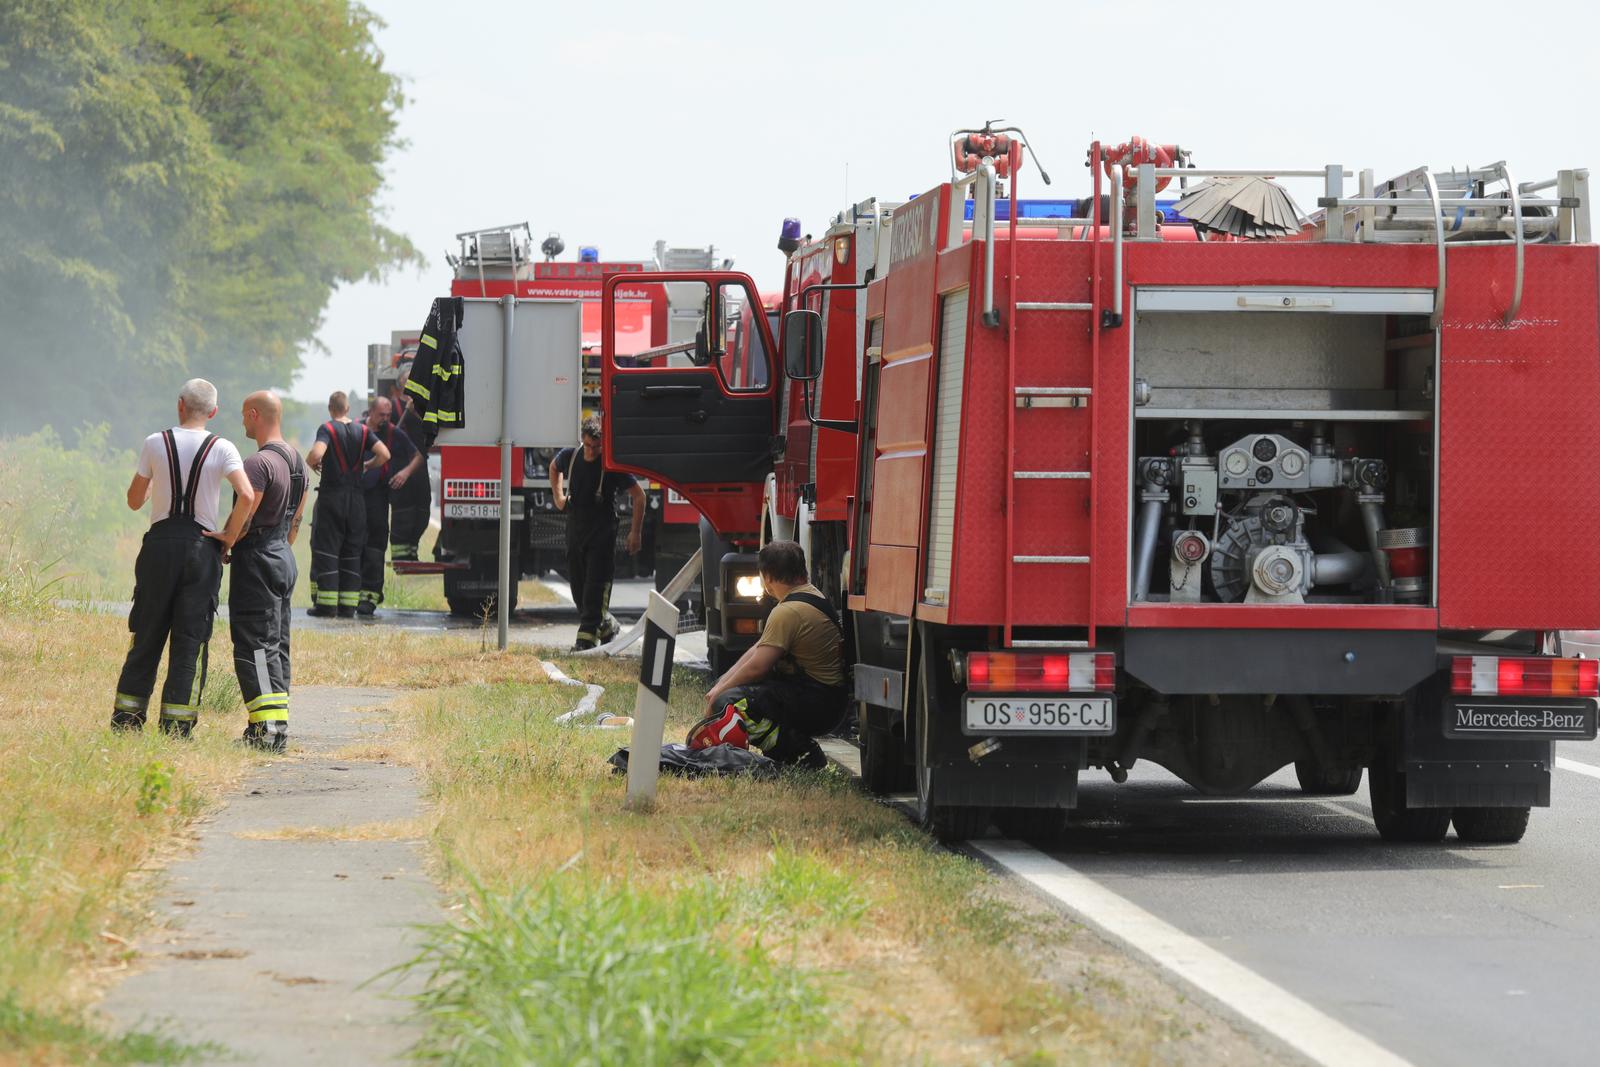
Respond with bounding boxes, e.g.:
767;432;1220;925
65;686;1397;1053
496;294;514;651
626;591;681;808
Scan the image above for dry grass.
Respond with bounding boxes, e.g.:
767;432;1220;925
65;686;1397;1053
380;666;1242;1065
232;818;430;842
0;602;551;1064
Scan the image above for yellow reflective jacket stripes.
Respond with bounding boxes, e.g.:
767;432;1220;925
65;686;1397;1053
407;297;465;448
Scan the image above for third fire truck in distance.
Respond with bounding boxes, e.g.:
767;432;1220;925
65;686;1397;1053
402;225;723;616
602;126;1600;845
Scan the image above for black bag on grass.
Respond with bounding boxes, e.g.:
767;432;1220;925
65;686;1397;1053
607;743;779;780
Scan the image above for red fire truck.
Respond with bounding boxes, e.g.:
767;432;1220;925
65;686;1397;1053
406;225;722;616
603;129;1600;845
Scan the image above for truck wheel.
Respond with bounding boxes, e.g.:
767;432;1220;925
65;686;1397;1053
915;683;989;841
992;807;1069;841
1294;760;1363;796
1368;762;1451;842
1452;806;1531;844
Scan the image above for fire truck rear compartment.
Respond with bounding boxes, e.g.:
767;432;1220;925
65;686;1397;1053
1130;304;1436;611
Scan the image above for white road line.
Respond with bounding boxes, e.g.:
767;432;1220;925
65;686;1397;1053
972;840;1417;1067
1555;756;1600;780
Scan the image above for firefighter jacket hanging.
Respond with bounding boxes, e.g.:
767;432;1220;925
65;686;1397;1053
405;296;465;448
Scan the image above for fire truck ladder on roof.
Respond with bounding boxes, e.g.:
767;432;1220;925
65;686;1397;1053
995;145;1112;652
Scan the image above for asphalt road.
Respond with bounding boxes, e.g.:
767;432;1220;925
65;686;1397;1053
1027;746;1600;1067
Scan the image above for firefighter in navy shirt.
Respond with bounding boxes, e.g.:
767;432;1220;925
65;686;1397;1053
305;391;389;617
358;395;422;616
113;379;255;735
551;416;644;650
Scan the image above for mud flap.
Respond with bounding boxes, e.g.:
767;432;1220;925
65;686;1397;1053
918;624;1083;811
1400;677;1552;809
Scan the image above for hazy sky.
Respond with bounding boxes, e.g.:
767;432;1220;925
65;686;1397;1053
296;0;1600;401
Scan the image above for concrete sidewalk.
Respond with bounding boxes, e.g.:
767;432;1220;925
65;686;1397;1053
98;687;439;1065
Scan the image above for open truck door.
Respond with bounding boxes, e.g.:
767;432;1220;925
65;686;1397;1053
602;272;778;537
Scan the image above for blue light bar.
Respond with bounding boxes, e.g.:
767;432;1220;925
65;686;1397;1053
961;199;1190;224
579;246;600;262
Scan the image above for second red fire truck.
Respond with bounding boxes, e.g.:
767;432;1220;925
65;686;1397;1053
602;126;1600;845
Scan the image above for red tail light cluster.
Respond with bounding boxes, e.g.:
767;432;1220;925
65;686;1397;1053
444;479;501;501
966;652;1115;692
1450;656;1599;698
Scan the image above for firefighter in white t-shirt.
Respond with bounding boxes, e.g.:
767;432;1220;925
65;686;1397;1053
112;379;255;736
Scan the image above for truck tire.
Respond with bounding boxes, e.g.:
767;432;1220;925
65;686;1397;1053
1452;806;1531;844
992;807;1069;841
915;678;989;841
1368;761;1451;842
445;564;519;619
1294;760;1363;796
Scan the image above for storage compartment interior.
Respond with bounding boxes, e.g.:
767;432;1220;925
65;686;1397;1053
1130;309;1435;606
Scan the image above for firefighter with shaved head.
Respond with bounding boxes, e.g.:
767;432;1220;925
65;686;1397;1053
227;390;307;750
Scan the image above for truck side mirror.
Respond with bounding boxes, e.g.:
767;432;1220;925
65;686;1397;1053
783;309;822;382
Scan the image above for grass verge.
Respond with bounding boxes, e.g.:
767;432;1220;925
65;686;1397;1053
383;662;1227;1065
0;602;551;1063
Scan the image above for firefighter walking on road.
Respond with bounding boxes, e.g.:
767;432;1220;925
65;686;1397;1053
306;391;389;618
551;416;644;651
228;391;307;750
113;379;255;735
358;395;422;616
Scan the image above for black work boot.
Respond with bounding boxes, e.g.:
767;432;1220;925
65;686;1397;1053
307;604;335;618
356;600;376;617
243;722;288;752
111;710;145;732
159;717;194;739
336;606;356;619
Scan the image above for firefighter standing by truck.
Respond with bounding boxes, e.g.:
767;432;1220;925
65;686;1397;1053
113;379;254;735
306;391;389;618
228;391;307;750
551;416;645;650
358;395;422;616
688;540;846;769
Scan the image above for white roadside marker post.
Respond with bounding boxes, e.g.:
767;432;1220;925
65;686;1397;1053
626;590;680;808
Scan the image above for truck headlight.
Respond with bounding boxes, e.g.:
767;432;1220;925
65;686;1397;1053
734;574;764;599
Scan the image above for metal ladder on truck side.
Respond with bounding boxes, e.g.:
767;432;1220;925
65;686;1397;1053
1001;144;1111;651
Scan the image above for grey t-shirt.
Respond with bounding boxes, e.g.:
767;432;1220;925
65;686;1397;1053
241;443;301;534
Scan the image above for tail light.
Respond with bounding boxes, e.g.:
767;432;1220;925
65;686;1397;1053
966;651;1115;692
444;478;501;501
1450;656;1599;698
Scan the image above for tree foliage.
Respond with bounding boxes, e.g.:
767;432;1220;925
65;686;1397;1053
0;0;415;439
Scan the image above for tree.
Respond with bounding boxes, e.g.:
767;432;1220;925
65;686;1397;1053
0;0;415;441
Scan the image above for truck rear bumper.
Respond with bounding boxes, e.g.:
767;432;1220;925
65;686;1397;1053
1124;628;1437;696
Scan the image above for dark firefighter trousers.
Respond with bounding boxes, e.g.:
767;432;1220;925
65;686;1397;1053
310;485;365;613
566;520;616;644
715;673;849;765
229;532;296;732
361;485;390;607
389;472;429;561
114;517;223;731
